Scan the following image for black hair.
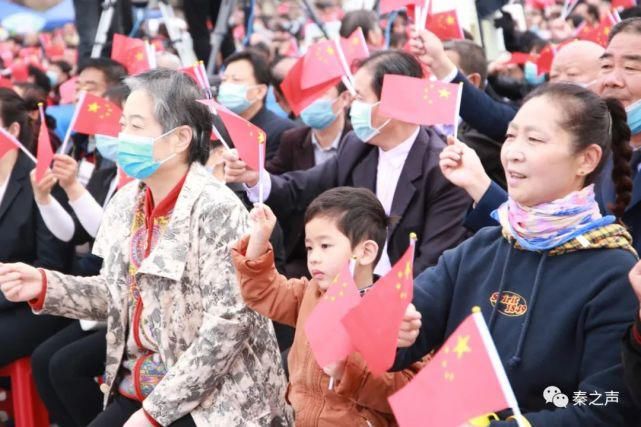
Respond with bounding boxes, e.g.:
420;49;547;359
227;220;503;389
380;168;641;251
356;49;424;99
305;187;389;264
609;16;641;43
0;88;35;150
27;65;51;93
51;60;72;76
102;83;131;108
340;10;380;41
443;40;488;89
223;48;272;85
77;57;127;87
525;83;632;218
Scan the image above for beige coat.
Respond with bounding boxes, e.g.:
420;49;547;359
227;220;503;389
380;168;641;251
36;164;292;426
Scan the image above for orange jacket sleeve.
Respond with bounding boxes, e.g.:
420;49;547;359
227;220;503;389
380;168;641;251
231;235;308;327
334;352;427;415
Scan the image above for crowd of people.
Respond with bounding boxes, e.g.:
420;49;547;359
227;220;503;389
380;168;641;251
1;0;641;426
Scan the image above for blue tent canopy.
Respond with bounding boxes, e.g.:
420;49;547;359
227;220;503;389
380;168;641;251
0;0;40;21
43;0;75;30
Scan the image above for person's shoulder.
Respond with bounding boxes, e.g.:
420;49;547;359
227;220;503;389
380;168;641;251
280;125;311;146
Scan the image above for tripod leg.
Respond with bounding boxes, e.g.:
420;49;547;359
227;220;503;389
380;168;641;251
91;0;116;58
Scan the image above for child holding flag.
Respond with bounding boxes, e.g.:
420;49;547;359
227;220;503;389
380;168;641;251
232;187;424;426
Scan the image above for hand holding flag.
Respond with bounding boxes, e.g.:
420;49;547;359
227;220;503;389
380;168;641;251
389;308;525;427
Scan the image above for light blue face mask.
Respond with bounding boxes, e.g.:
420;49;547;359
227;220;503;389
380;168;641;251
524;62;546;86
46;70;58;87
117;129;177;180
217;82;253;114
300;98;338;130
95;134;119;162
349;100;390;143
627;99;641;135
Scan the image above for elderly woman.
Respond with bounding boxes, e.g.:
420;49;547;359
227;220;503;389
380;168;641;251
0;69;290;427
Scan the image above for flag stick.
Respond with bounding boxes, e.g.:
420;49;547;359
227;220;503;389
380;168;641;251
328;377;335;390
258;141;265;204
453;82;463;140
420;0;430;30
59;91;86;155
414;6;423;32
334;39;356;95
0;127;36;163
472;308;526;427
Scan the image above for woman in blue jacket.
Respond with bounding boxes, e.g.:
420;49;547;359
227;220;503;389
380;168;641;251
394;84;641;425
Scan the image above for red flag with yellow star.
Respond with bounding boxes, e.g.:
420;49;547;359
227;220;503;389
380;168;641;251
340;28;370;71
197;99;266;171
280;55;342;116
301;39;345;90
72;93;122;137
342;237;416;376
111;34;150;75
426;9;464;41
380;0;418;14
389;311;520;427
379;75;461;126
305;263;361;367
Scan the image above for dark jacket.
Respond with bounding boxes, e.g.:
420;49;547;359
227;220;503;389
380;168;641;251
622;316;641;406
250;106;297;161
393;226;641;426
266;122;352;175
0;151;72;309
266;127;471;275
454;71;517;143
266;123;352;278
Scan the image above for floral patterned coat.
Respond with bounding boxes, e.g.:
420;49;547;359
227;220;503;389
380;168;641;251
35;164;292;426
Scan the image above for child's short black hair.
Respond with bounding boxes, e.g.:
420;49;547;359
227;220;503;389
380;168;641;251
304;187;388;264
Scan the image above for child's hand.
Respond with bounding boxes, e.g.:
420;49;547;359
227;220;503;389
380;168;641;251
398;303;422;348
245;203;277;260
323;360;346;381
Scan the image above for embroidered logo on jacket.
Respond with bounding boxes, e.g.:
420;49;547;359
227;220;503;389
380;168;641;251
489;291;528;317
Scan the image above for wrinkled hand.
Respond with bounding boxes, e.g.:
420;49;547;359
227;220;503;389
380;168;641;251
30;169;57;205
398;303;422;348
323;360;346;381
629;261;641;316
223;149;259;186
123;409;154;427
439;136;491;204
0;262;43;302
408;29;456;79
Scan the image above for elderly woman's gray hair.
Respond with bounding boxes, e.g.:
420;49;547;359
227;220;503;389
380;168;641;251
125;68;213;165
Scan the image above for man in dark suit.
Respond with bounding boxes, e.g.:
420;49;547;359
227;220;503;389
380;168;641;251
218;49;297;160
225;50;471;276
266;81;353;278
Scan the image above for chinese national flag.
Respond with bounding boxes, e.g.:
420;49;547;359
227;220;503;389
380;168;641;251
342;240;415;376
280;55;342;116
611;0;636;9
380;0;417;14
301;39;345;89
389;311;518;427
506;52;532;66
36;110;54;182
305;263;361;367
111;34;150;75
0;78;12;89
426;10;464;41
340;28;370;71
0;127;19;160
379;75;461;126
72;93;122;137
59;77;76;104
535;45;556;76
197;100;266;171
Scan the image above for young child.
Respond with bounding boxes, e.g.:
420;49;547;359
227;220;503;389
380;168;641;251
232;187;425;426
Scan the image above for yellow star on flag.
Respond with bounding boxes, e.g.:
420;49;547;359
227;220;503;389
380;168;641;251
326;46;335;55
453;335;471;359
257;131;266;144
446;16;455;25
439;88;451;98
87;102;100;113
135;51;144;61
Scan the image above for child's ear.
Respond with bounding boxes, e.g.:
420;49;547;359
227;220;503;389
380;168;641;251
357;240;379;266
